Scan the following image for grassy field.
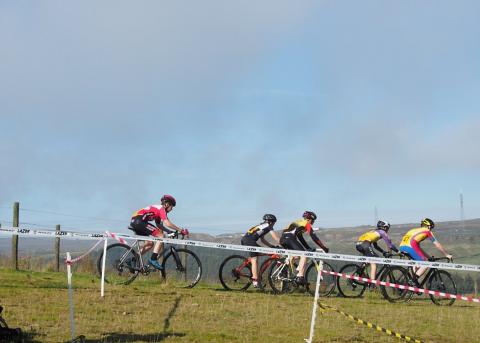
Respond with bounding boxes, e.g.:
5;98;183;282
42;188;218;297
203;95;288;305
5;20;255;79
0;268;479;343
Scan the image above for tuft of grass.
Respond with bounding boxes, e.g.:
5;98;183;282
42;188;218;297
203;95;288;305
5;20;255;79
0;268;479;342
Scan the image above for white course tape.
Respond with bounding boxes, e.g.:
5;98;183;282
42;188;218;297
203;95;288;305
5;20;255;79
1;226;480;273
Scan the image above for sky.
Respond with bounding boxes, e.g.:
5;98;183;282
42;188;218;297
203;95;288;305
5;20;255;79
1;1;479;234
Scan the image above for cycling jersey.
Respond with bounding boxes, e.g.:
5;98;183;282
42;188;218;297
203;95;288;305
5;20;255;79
129;204;169;237
281;219;327;252
400;228;436;247
244;223;273;241
399;227;436;261
131;204;168;224
357;229;398;252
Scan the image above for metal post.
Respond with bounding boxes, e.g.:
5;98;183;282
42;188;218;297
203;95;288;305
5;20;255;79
66;252;76;341
101;238;108;297
55;224;61;272
306;260;323;343
12;202;19;270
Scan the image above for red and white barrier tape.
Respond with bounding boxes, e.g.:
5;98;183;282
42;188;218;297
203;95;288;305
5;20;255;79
105;231;126;244
65;239;105;265
322;269;480;304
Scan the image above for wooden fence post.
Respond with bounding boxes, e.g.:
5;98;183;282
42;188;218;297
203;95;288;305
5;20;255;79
55;224;61;272
12;202;19;270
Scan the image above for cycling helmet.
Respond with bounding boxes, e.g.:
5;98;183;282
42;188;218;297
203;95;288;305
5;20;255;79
161;194;176;207
263;214;277;223
303;211;317;221
421;218;434;229
377;220;390;231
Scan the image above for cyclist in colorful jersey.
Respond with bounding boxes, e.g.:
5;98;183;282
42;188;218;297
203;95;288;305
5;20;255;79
399;218;452;277
241;214;280;288
129;195;188;270
356;220;399;283
280;211;329;285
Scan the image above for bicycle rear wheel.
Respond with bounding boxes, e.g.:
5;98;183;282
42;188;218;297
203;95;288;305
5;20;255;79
305;261;336;297
380;266;410;302
219;255;252;291
161;248;202;288
97;243;140;285
336;264;367;298
268;259;297;294
258;257;279;291
428;270;457;306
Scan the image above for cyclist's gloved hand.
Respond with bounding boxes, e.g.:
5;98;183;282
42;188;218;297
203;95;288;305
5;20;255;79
180;228;189;236
322;247;329;253
428;256;435;261
446;254;453;261
383;252;391;258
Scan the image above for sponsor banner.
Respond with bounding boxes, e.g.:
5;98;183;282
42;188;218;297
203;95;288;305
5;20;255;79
1;226;480;272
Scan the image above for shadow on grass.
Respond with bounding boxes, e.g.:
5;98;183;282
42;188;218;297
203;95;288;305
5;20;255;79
77;296;185;343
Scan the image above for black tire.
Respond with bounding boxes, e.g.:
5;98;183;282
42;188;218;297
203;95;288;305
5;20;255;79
268;259;297;294
97;243;140;285
219;255;252;291
428;270;457;306
258;257;279;291
380;266;410;303
305;261;336;297
336;264;367;298
161;248;202;288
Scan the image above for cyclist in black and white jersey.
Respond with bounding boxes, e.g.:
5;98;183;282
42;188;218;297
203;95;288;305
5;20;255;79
241;214;280;288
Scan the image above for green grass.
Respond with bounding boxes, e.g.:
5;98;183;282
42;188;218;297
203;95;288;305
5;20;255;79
1;268;479;342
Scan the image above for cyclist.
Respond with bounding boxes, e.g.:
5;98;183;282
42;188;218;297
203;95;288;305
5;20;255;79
280;211;329;285
241;214;280;288
128;195;188;270
399;218;452;277
356;220;399;285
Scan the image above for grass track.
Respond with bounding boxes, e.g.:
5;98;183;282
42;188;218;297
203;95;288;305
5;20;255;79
0;268;479;342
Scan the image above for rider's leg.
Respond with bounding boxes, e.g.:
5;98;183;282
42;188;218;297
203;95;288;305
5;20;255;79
297;256;307;277
250;256;258;285
370;263;377;280
140;241;154;255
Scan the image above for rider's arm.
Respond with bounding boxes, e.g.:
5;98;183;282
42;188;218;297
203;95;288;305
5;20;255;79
260;236;276;248
297;233;312;251
378;230;399;252
308;230;328;252
158;218;183;232
269;230;280;245
433;241;452;258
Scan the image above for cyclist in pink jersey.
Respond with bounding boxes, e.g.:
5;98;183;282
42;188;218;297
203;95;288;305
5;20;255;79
129;195;188;270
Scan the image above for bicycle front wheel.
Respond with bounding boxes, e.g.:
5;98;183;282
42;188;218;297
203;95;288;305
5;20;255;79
161;248;202;288
305;261;337;297
97;243;140;285
219;255;252;291
268;260;296;294
380;266;410;303
428;270;457;306
336;264;367;298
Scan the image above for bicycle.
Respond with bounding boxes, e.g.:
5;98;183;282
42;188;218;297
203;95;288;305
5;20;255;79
218;253;281;291
403;256;457;306
267;250;337;296
97;231;202;288
336;253;410;302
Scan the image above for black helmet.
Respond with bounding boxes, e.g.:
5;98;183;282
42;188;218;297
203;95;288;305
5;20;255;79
263;214;277;223
303;211;317;221
421;218;434;229
377;220;390;231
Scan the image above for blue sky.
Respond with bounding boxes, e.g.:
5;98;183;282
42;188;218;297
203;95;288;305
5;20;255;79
1;1;479;234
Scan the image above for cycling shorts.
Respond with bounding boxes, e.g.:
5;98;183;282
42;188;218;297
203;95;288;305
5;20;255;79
241;235;260;257
399;245;427;261
280;234;305;251
128;216;162;237
355;241;378;257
